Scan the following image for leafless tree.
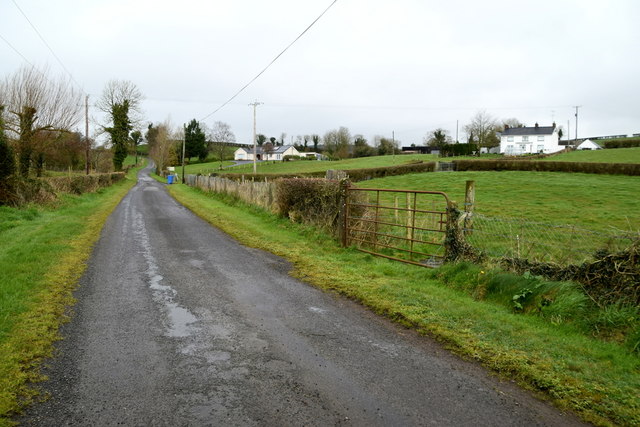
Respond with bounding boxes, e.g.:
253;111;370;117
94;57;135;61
95;79;144;126
149;120;178;174
209;121;236;168
0;65;82;176
464;110;500;149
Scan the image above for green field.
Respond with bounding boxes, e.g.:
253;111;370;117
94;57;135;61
186;154;440;175
547;147;640;163
363;171;638;231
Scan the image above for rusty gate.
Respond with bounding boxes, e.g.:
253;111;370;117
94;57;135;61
342;186;452;268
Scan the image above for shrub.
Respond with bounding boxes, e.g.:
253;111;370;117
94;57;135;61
603;138;640;149
274;178;342;231
45;173;125;196
454;159;640;176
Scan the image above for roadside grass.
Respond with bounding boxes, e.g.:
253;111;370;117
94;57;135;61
360;171;639;233
166;182;639;426
546;147;640;163
0;166;141;424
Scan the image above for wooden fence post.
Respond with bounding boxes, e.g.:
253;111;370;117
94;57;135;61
464;180;475;236
339;179;350;247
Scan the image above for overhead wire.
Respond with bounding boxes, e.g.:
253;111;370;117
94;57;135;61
10;0;85;94
200;0;339;121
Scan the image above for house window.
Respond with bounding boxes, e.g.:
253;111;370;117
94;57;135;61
507;136;514;142
522;136;529;142
537;136;544;142
537;144;544;152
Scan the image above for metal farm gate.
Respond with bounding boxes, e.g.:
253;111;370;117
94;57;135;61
342;187;452;268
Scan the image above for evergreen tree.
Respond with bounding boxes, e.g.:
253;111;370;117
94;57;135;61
105;100;132;171
184;119;206;161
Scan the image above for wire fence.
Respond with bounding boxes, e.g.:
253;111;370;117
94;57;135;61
464;213;638;265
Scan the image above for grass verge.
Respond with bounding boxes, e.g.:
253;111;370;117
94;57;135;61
0;166;141;425
166;182;639;426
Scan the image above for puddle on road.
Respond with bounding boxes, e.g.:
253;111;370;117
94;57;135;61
166;302;199;337
133;209;199;338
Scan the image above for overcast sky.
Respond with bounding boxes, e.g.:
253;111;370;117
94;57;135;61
1;0;639;145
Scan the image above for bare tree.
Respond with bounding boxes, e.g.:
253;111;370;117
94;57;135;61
96;79;144;125
323;127;351;159
209;121;236;168
0;65;82;177
96;79;144;170
464;110;500;150
149;120;178;174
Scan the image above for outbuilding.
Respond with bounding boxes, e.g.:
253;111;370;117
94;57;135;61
576;139;603;150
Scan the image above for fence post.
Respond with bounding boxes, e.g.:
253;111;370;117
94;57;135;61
338;179;350;247
464;180;475;236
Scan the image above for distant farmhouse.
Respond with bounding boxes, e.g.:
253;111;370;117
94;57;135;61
500;123;562;155
234;145;321;161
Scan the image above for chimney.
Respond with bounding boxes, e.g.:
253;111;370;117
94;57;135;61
504;124;509;130
552;121;556;128
535;122;539;128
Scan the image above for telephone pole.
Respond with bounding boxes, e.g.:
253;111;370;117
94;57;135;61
573;105;581;145
249;101;262;174
85;95;90;175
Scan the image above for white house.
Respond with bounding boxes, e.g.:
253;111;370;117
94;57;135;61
234;145;301;161
500;123;562;155
576;139;603;150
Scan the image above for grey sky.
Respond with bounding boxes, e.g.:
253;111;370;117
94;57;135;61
1;0;638;145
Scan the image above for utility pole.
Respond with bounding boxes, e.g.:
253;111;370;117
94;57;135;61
181;133;186;183
85;95;90;175
573;105;581;145
392;130;396;161
456;120;459;143
249;101;262;174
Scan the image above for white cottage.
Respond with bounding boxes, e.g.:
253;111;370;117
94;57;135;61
500;123;562;155
576;139;603;150
234;145;300;161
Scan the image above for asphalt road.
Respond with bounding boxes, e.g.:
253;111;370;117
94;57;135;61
20;166;586;426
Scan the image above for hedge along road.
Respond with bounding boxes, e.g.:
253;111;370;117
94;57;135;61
20;165;585;426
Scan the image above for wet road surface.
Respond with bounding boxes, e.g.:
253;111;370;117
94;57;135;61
20;166;586;426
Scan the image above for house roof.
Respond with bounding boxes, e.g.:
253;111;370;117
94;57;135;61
502;125;556;136
578;139;603;149
235;145;297;154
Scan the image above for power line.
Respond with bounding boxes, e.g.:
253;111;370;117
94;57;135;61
0;32;35;66
200;0;338;121
10;0;84;93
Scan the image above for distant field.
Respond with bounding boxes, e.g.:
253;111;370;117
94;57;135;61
362;171;639;233
188;154;501;175
176;161;236;175
546;147;640;163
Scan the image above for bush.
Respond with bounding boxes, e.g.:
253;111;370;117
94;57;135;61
275;178;342;231
502;241;640;307
45;173;126;195
454;159;640;176
0;177;56;206
603;138;640;149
